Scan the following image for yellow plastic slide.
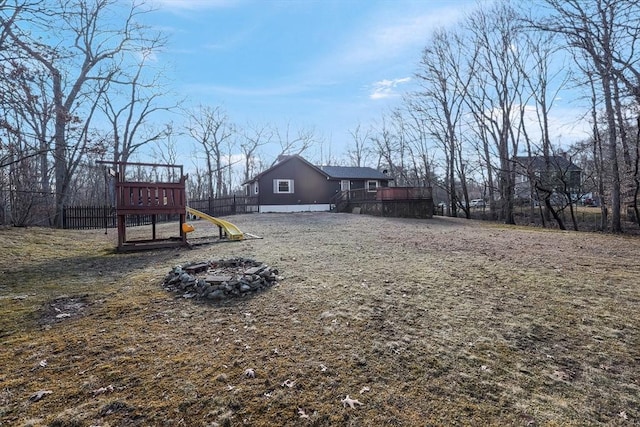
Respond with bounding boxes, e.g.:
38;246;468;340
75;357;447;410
186;207;244;240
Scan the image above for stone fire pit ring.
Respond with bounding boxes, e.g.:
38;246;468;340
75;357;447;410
163;258;280;301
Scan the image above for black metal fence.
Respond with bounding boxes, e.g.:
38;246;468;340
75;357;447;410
62;205;116;230
62;195;258;230
62;205;174;230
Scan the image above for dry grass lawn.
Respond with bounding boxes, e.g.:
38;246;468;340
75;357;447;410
1;213;639;426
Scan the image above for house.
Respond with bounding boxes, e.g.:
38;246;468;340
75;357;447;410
513;155;582;203
243;155;392;213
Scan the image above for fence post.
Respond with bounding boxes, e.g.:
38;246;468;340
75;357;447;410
233;195;237;215
103;205;108;234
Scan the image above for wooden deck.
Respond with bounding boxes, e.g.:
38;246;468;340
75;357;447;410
335;187;434;219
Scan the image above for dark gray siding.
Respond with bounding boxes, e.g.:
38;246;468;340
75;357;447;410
257;157;339;205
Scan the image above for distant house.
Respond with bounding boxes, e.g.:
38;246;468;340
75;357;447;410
243;155;392;213
514;155;582;202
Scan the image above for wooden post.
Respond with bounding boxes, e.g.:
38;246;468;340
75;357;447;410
118;215;126;248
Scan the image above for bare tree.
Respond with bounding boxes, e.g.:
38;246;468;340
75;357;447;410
271;121;315;165
0;62;55;216
151;123;179;180
533;0;640;232
186;105;235;198
403;103;436;188
347;123;372;167
0;0;24;49
585;65;610;230
413;27;470;217
186;162;207;201
240;122;272;183
370;115;398;179
464;2;525;224
101;50;176;167
388;108;412;186
516;29;572;228
2;0;164;227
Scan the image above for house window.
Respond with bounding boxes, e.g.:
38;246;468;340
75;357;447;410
367;180;378;192
254;183;259;195
274;179;294;194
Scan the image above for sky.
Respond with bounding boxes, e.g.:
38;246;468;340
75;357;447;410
144;0;481;164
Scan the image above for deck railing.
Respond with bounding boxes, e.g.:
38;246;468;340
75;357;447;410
116;180;186;215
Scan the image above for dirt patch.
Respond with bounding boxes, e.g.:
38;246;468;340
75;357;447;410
38;295;92;326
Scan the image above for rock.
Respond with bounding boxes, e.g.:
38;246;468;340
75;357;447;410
207;290;224;300
162;258;280;302
244;265;266;275
205;275;233;284
184;263;209;274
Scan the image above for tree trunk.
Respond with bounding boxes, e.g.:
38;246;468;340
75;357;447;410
601;73;622;232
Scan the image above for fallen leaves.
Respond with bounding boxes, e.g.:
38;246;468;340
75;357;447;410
92;384;114;396
298;407;310;419
341;395;363;409
29;390;52;402
281;379;295;388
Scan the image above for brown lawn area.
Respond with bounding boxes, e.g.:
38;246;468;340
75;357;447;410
1;213;639;426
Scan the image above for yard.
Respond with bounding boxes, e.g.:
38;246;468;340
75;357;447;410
1;213;638;426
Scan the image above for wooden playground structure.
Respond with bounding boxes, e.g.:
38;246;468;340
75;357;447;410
102;161;189;251
97;161;253;251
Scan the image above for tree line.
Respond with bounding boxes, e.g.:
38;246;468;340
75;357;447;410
346;0;640;233
2;0;639;233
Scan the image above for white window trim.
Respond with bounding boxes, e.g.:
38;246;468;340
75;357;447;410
366;180;378;192
254;183;259;194
274;179;294;194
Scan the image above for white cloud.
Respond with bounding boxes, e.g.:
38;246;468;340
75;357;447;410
369;77;411;100
337;5;470;69
300;2;474;92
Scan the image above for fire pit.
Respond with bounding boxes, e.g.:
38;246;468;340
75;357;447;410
163;258;280;301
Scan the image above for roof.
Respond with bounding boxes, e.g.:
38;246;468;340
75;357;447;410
242;155;319;184
243;155;392;184
514;155;581;171
319;165;391;180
